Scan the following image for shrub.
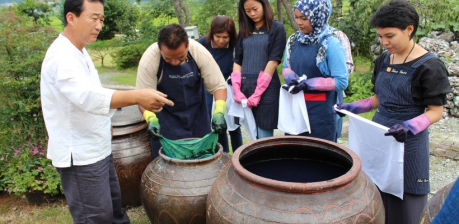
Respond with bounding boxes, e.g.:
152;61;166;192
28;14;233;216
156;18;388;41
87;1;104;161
0;10;62;196
344;71;374;103
111;42;149;70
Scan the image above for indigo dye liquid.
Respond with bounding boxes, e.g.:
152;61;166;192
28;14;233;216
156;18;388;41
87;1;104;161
243;158;348;183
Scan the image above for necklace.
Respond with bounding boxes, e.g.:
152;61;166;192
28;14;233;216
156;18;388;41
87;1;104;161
391;41;416;64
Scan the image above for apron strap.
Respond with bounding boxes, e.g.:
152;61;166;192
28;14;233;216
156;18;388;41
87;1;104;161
411;52;437;69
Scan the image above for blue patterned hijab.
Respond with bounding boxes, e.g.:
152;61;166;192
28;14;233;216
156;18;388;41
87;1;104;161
294;0;331;45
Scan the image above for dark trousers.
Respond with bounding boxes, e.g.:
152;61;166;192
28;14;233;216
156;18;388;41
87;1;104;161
57;154;130;224
379;190;427;224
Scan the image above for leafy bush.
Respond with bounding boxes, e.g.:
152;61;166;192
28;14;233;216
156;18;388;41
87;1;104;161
111;43;149;70
0;10;62;196
344;71;374;103
0;141;62;196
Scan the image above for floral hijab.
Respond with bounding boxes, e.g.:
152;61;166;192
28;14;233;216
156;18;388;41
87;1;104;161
294;0;331;45
288;0;332;66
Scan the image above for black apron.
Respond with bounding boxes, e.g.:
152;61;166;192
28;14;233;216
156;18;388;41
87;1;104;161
289;36;337;142
240;30;281;130
149;52;211;158
372;52;437;195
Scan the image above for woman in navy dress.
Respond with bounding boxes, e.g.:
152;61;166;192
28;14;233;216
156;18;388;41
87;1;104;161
199;16;243;153
337;1;451;223
231;0;286;139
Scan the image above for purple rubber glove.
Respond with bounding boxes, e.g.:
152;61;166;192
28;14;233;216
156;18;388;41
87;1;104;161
289;79;308;94
384;114;431;142
304;77;336;91
282;68;299;85
247;71;272;108
336;97;374;114
231;72;247;104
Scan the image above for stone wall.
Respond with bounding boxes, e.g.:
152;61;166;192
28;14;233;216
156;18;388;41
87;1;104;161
371;31;459;118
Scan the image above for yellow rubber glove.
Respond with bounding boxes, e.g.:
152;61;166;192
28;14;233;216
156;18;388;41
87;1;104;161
143;110;162;139
212;100;227;134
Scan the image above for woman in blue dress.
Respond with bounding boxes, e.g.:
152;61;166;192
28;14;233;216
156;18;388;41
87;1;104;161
282;0;348;142
337;1;451;223
231;0;286;139
199;16;243;153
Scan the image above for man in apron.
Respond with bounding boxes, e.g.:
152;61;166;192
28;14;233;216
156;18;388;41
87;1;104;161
136;24;227;158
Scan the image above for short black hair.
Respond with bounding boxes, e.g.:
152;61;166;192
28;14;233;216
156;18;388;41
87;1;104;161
370;0;419;39
63;0;105;27
157;24;189;50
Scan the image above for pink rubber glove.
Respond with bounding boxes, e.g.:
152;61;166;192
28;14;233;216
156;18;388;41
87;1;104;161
247;71;272;108
384;114;431;142
305;77;336;91
231;72;247;104
336;97;373;114
282;68;299;85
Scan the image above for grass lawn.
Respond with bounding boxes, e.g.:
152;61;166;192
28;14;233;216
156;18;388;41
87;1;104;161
89;49;138;86
50;15;63;32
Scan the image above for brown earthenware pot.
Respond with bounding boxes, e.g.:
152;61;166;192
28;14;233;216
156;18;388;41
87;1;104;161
207;136;385;223
140;142;230;224
111;105;152;207
419;180;455;223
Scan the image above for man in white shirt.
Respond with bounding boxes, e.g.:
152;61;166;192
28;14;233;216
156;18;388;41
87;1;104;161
40;0;173;222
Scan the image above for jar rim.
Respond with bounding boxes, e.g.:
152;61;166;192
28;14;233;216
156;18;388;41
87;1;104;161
231;136;361;194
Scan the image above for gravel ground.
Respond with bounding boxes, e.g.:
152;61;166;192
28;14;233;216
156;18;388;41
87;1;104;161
237;117;459;198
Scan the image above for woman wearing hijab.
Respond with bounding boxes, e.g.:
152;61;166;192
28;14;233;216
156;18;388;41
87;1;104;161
282;0;348;142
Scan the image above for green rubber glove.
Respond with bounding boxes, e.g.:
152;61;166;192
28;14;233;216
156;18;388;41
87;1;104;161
143;110;162;140
212;100;227;134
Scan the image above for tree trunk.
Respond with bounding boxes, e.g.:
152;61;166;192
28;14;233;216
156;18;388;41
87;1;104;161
281;0;297;30
172;0;185;27
179;0;190;27
277;0;283;23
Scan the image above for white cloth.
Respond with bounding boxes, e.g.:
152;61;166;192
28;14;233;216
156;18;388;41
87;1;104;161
223;82;240;131
335;106;404;199
41;34;116;168
226;87;256;140
278;87;311;135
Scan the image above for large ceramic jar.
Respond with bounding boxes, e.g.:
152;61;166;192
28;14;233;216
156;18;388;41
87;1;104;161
140;142;231;224
419;180;455;223
111;105;152;207
207;136;385;223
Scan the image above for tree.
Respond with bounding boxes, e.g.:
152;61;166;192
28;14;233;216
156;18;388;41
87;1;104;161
15;0;54;26
98;0;139;41
279;0;298;31
138;0;175;42
192;0;237;36
172;0;190;27
86;39;120;67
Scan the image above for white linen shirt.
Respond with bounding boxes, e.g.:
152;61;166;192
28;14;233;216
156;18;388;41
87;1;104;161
41;34;115;168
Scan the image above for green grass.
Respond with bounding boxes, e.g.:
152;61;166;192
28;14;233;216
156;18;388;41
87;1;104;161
49;15;63;32
107;69;137;86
